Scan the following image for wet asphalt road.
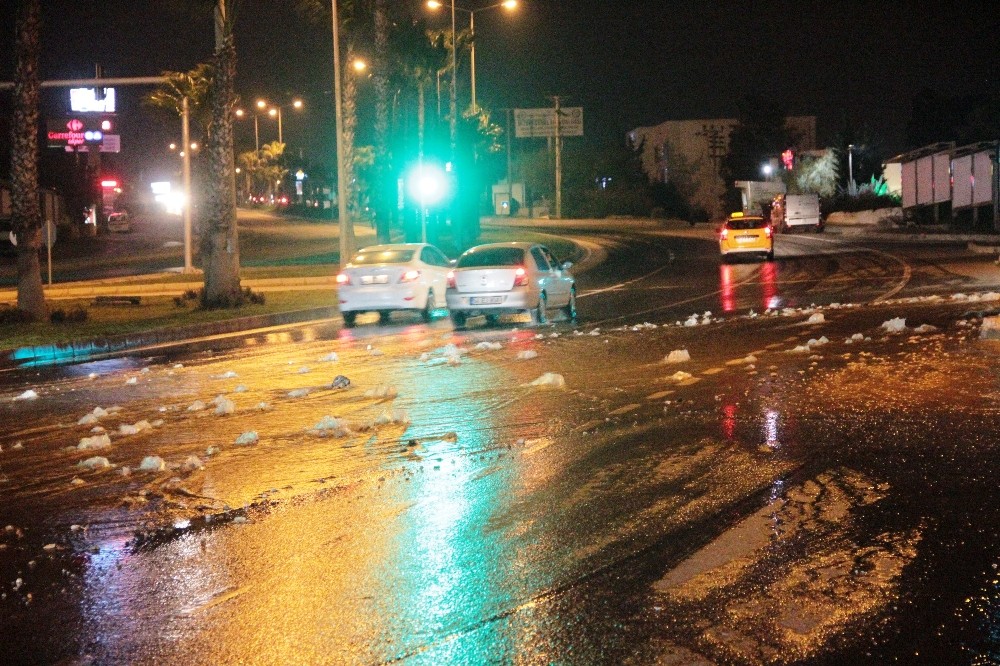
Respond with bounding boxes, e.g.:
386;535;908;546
4;222;1000;664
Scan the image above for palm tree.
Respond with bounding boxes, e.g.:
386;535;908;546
201;0;241;307
372;0;393;243
9;0;46;320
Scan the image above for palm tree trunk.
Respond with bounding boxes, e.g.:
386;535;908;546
201;3;241;307
10;0;46;320
373;0;392;243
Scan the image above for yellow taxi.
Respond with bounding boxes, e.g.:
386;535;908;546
718;212;774;262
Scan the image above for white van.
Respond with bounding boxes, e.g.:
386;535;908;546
771;194;822;232
106;212;132;233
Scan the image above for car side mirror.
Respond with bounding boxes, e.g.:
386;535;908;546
561;261;573;270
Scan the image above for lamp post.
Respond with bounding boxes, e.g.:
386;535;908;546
427;0;518;117
260;98;303;144
234;107;260;152
847;143;855;191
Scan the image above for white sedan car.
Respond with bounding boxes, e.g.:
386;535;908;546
336;243;452;327
445;242;576;328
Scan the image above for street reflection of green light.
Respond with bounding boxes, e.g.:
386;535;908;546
375;357;519;662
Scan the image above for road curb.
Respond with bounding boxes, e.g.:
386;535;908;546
0;306;340;370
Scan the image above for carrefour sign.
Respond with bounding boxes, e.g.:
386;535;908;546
47;117;113;148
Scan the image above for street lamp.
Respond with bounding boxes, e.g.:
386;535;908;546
847;143;855;191
258;98;304;144
234;107;260;153
427;0;518;115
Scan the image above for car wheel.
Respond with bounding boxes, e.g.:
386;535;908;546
562;287;577;321
421;290;436;323
533;293;548;326
342;311;357;328
378;310;392;325
450;311;467;330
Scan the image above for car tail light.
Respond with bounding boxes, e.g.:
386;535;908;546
447;270;456;289
764;226;773;238
336;272;351;286
514;266;529;287
399;269;421;283
719;228;729;240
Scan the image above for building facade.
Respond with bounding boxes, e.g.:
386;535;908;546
628;116;817;218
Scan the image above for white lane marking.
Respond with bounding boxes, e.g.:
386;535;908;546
578;263;674;299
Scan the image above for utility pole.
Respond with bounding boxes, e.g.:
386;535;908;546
506;108;513;214
551;95;563;219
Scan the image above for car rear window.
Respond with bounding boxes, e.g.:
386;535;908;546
457;247;524;268
726;217;768;230
351;249;414;265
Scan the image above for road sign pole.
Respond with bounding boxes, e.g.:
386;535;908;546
46;218;52;286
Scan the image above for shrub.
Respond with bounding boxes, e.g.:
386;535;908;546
0;307;36;325
821;191;901;216
49;306;88;324
198;286;265;310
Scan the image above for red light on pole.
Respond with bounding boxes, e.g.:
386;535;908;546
100;180;118;188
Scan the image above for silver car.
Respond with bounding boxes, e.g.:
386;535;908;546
445;242;576;328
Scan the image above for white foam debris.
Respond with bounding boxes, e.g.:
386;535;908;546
187;400;206;412
13;390;38;401
11;442;23;450
320;352;339;362
125;377;138;385
297;366;311;374
684;315;699;327
788;345;811;353
914;324;938;333
806;336;830;347
77;456;110;470
77;413;99;426
589;328;601;336
951;293;969;301
138;456;166;472
77;434;111;451
851;333;864;341
214;397;236;415
310;416;351;437
748;309;758;318
88;372;98;379
118;420;152;436
70;524;84;532
528;372;566;389
983;292;1000;302
882;317;907;333
549;332;560;338
118;466;131;477
364;385;398;399
368;348;384;356
257;402;271;411
475;341;503;351
980;316;1000;340
517;350;538;360
151;419;163;428
669;371;693;382
807;313;825;324
374;408;410;426
664;349;691;364
206;446;221;456
216;371;239;379
90;426;105;434
288;388;310;398
419;352;431;362
140;368;151;374
234;384;248;393
234;431;259;447
181;455;204;471
172;364;184;369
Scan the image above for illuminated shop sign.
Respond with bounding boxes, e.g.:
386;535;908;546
69;87;116;113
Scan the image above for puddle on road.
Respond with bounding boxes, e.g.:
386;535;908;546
652;467;920;664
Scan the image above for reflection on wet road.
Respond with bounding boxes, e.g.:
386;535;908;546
5;224;1000;663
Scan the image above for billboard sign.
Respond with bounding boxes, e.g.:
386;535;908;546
514;107;584;138
70;87;116;113
47;117;114;149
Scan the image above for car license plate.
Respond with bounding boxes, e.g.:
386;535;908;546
736;235;756;243
361;275;389;285
470;296;503;305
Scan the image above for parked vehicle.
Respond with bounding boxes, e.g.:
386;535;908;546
771;193;822;232
106;212;132;233
445;242;576;329
336;243;452;327
719;212;774;262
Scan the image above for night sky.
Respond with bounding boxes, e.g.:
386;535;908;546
2;0;998;180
